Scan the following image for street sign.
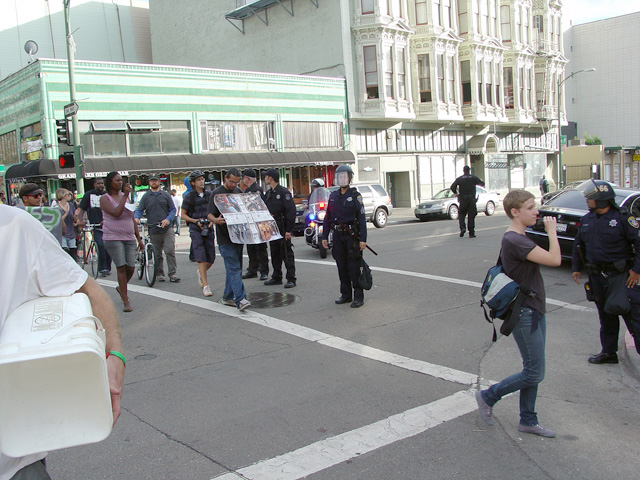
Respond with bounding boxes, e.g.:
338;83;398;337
0;165;5;174
64;102;78;118
561;135;567;146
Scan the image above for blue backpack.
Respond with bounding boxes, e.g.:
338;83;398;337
481;254;535;342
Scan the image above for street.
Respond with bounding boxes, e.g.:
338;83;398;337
48;208;640;480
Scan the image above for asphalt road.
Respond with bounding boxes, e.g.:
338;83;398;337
47;207;640;480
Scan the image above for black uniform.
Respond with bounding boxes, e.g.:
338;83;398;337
323;187;367;302
572;207;640;354
244;182;269;277
450;173;484;236
264;184;296;283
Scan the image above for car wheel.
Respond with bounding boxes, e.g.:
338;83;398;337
484;201;495;216
419;216;429;222
448;204;459;220
373;208;388;228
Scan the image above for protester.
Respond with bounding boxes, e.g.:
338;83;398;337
539;175;549;196
571;180;640;363
475;189;561;438
56;188;78;260
322;165;367;308
170;189;182;235
0;205;125;480
207;168;251;311
239;169;269;281
76;178;112;277
263;168;297;288
100;172;144;312
134;176;180;283
450;165;484;238
181;170;215;296
18;183;44;207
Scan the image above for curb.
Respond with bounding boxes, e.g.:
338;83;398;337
620;328;640;382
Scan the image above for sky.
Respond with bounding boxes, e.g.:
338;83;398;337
562;0;640;30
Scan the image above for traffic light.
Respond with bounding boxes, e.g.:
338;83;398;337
56;119;71;145
59;152;75;169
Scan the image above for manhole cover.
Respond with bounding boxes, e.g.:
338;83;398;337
247;292;299;308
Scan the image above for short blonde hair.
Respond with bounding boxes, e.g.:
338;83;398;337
55;188;71;201
503;189;535;219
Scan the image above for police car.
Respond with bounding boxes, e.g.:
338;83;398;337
525;181;640;259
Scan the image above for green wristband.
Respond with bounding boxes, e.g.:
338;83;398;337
107;351;126;366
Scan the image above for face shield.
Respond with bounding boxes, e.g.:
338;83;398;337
582;179;601;200
336;171;350;187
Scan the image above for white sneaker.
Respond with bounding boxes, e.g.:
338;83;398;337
202;285;212;297
219;298;236;306
238;298;251;311
197;269;203;288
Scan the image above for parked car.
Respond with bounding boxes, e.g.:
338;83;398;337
525;181;640;259
328;183;393;228
541;180;590;204
414;186;500;221
293;202;307;236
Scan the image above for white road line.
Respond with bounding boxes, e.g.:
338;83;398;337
210;389;478;480
99;280;478;386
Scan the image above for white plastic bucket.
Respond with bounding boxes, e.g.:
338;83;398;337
0;293;113;457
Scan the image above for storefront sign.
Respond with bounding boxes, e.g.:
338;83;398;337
633;154;640;162
57;173;76;179
85;171;129;178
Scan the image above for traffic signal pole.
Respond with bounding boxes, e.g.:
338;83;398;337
64;1;84;196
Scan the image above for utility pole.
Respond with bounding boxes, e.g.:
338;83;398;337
63;0;84;196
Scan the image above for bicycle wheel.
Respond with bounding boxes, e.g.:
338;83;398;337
136;249;144;280
88;241;99;279
144;243;157;287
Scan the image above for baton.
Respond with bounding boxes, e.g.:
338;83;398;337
337;220;378;256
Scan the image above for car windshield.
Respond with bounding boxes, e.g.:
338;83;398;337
544;189;628;210
433;189;453;199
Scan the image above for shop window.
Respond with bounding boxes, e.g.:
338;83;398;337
201;121;271;152
282;122;343;149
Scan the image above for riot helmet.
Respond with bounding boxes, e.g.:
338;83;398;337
310;178;325;189
335;165;354;188
583;179;616;210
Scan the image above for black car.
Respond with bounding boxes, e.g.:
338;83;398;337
293;202;307;236
525;181;640;259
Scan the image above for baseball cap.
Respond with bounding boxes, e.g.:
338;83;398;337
265;168;279;182
242;168;257;178
19;183;44;198
149;174;160;181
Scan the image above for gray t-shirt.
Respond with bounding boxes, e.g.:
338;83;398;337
501;231;546;314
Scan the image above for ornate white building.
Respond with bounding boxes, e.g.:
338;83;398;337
150;0;568;205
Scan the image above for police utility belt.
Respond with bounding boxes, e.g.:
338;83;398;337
334;223;354;233
584;259;632;277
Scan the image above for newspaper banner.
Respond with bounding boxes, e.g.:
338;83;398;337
214;192;282;245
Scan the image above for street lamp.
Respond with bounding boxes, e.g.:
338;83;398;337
557;67;596;187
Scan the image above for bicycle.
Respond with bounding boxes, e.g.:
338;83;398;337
77;224;101;279
135;218;158;287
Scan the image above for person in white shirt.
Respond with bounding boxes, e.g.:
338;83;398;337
170;189;182;235
0;206;125;480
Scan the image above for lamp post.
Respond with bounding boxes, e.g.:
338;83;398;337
557;67;596;187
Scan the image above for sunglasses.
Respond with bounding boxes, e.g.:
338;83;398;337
26;193;44;198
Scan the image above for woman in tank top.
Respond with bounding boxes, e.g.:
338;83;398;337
100;171;143;312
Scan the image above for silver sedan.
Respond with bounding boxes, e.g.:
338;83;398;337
414;187;500;221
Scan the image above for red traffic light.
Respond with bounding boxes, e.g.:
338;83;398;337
59;152;75;169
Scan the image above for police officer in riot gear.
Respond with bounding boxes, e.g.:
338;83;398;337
263;168;297;288
450;165;485;238
572;180;640;364
322;165;367;308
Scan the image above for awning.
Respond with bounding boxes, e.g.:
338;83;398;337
467;134;500;155
4;150;355;180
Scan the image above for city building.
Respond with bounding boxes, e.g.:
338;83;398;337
0;59;351;203
150;0;567;205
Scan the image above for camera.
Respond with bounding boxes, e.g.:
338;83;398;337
198;219;211;237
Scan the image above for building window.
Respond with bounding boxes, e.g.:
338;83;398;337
0;131;19;166
356;129;387;152
282;122;343;149
361;0;374;15
477;59;483;104
442;0;452;30
20;122;43;162
416;0;428;25
385;46;394;98
447;55;456;103
436;54;445;102
200;120;270;152
461;60;471;103
501;5;511;42
434;0;441;27
523;7;530;44
388;0;402;18
495;62;501;107
482;0;489;35
504;67;514;109
485;61;492;105
397;48;406;100
418;54;432;102
518;67;524;108
535;72;545;111
458;0;468;34
475;0;480;34
364;46;379;99
526;68;533;110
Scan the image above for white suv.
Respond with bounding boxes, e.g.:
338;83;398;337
330;183;393;228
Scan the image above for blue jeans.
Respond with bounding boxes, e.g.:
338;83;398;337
94;228;112;273
219;243;246;305
481;308;546;426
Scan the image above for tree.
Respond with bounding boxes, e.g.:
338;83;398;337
584;133;602;145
